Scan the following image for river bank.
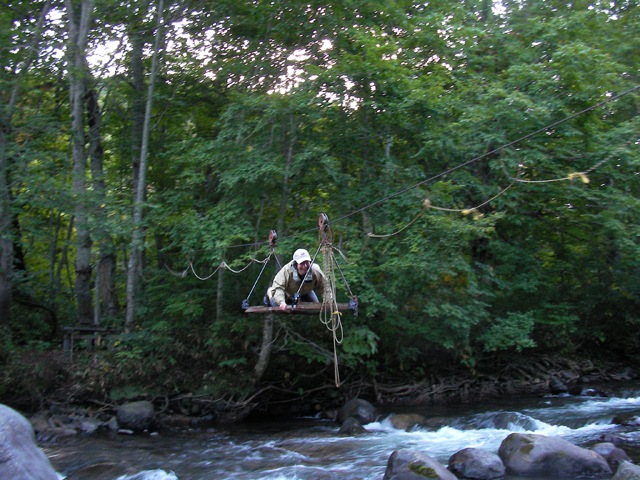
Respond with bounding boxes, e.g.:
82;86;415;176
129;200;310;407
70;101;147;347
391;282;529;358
8;351;638;441
255;354;639;419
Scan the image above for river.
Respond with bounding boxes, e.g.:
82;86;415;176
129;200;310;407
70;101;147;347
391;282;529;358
44;382;640;480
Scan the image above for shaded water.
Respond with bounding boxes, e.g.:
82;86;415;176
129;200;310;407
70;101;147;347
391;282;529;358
44;383;640;480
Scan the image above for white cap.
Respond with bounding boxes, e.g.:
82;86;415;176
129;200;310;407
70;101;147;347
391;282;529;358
293;249;311;263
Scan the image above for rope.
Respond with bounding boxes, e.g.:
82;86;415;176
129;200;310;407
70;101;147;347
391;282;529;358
319;221;343;387
367;211;424;238
243;251;274;304
367;181;516;238
331;246;357;300
508;131;640;184
182;255;271;280
164;264;190;278
222;258;267;274
189;262;222;280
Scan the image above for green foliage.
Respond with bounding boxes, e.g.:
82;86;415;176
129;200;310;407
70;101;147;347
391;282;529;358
478;312;537;353
532;304;580;354
340;326;379;367
0;326;13;365
0;349;68;409
110;385;150;402
3;0;640;402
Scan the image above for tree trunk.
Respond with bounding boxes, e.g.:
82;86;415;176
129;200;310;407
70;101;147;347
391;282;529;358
56;217;75;300
129;32;145;193
66;0;95;325
87;85;118;322
0;127;13;327
47;212;62;306
125;0;164;332
276;114;297;236
254;314;274;382
124;27;145;331
216;265;224;323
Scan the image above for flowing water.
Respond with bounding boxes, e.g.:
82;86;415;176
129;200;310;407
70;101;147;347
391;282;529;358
44;383;640;480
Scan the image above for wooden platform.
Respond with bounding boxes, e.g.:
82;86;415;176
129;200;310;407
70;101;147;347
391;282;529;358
244;302;354;315
63;325;118;362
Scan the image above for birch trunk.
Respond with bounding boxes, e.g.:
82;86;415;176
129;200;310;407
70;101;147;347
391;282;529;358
125;0;164;332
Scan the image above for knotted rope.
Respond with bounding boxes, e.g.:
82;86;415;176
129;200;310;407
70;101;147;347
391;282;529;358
319;214;343;387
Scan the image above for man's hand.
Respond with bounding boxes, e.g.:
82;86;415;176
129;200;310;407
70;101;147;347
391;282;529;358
279;302;289;311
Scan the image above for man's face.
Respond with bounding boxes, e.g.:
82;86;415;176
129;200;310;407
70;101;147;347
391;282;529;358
296;260;310;277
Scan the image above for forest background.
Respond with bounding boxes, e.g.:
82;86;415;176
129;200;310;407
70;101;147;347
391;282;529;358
1;0;639;417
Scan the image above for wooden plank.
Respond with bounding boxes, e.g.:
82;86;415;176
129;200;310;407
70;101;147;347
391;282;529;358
63;325;116;334
63;326;119;363
244;302;354;315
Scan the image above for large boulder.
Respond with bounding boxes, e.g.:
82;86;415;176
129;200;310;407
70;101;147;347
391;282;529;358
0;404;59;480
383;449;457;480
548;376;569;395
613;414;640;427
388;413;426;431
498;433;612;478
488;411;538;431
116;400;156;432
591;442;631;470
336;398;379;425
613;461;640;480
338;417;367;436
448;447;505;480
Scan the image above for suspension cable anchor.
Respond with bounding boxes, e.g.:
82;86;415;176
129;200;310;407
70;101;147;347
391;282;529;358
318;213;329;237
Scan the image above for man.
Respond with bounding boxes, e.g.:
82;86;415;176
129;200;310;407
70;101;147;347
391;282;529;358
266;248;326;311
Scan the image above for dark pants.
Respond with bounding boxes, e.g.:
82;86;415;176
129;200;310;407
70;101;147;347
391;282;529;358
266;290;319;307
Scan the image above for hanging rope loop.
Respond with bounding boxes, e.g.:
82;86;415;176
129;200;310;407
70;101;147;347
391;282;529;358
316;213;344;386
